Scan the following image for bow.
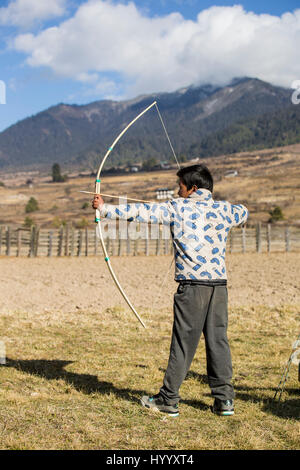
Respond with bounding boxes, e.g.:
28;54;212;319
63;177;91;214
94;101;180;329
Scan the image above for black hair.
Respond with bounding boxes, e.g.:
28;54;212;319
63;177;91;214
176;164;213;192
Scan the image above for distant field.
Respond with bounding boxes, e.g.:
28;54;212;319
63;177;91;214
0;144;300;227
0;253;299;450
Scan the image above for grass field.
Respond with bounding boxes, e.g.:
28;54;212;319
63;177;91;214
0;254;299;450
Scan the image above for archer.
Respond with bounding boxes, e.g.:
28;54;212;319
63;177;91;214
92;164;248;417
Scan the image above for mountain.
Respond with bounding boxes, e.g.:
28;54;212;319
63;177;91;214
0;77;294;171
194;104;300;157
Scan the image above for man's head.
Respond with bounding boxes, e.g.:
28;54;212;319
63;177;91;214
176;164;213;198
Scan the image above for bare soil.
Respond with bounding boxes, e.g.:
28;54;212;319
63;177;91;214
1;252;299;317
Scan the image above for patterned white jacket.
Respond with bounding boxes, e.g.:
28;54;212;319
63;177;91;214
100;189;248;283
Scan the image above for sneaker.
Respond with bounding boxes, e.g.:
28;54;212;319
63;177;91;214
141;394;179;417
212;399;234;416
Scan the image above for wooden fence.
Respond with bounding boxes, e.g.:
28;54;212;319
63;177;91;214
0;223;299;258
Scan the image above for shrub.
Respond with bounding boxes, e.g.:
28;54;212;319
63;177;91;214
269;206;284;223
142;157;159;171
76;218;89;229
52;217;67;228
25;197;39;213
23;216;34;228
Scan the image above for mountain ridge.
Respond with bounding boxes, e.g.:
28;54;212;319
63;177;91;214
0;77;294;171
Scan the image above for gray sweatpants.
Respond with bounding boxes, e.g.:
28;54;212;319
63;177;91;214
159;282;234;405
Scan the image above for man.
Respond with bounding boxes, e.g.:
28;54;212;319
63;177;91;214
92;164;248;417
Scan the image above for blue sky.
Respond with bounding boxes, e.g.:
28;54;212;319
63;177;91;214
1;0;300;132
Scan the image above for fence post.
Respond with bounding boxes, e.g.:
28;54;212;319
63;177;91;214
34;225;40;257
106;236;110;257
126;226;131;255
65;224;70;256
85;227;88;256
156;227;161;255
164;238;169;255
16;229;21;257
267;224;271;253
112;238;117;256
229;230;233;253
242;225;246;253
48;230;53;257
256;222;262;253
118;236;122;256
134;238;139;256
77;230;83;256
29;225;35;257
70;227;75;256
285;227;290;252
57;226;63;256
145;228;149;256
5;226;11;256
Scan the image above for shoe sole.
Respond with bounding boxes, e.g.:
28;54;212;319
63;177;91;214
140;398;179;417
211;406;234;416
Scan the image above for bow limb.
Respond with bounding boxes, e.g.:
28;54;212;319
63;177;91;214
96;101;157;179
94;102;158;329
96;210;146;329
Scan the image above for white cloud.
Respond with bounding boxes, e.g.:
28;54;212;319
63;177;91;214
12;1;300;98
0;0;67;28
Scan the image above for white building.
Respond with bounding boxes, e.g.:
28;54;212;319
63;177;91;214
224;170;238;178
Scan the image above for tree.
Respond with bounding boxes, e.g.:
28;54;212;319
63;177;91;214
52;163;67;182
25;197;39;213
142;157;159;171
178;154;188;163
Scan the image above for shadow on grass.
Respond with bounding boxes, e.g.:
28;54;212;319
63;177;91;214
186;369;300;419
5;358;146;405
234;385;300;420
5;359;299;419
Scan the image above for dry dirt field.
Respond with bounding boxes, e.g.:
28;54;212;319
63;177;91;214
0;252;300;315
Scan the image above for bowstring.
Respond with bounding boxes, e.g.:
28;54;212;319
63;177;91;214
148;103;180;319
155;102;181;170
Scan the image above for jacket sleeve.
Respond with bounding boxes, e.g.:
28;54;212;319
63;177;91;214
227;203;249;227
99;201;171;225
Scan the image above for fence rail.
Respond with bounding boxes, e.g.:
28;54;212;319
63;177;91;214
0;223;299;257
